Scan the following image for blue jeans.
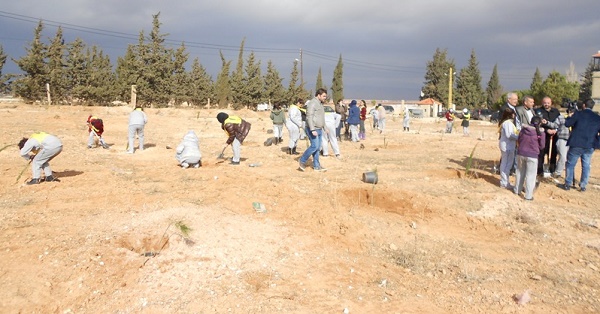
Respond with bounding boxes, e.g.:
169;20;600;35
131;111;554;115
300;128;322;169
565;147;594;189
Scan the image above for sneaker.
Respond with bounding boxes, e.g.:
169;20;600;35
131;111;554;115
580;187;586;192
181;162;189;169
558;183;571;191
102;143;109;149
26;178;40;185
87;145;93;149
298;161;305;172
45;175;59;182
524;197;533;201
230;161;240;165
194;162;201;168
314;167;328;172
335;154;341;159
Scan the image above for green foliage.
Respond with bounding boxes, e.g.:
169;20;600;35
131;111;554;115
0;44;8;94
331;54;344;102
465;143;479;177
189;58;214;107
215;51;232;108
286;60;302;105
529;68;543;103
263;60;285;105
230;38;246;109
579;58;594;100
13;21;47;103
422;48;455;106
485;64;503;108
455;49;485;110
244;52;263;108
539;71;578;105
315;67;324;92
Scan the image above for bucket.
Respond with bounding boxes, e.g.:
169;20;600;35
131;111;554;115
362;171;378;184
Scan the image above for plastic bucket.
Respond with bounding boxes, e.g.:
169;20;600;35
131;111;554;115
362;171;378;184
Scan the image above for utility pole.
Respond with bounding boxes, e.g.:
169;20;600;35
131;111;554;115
448;67;453;110
300;48;304;89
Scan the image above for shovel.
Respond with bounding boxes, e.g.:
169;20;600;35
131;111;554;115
217;145;228;159
543;135;553;178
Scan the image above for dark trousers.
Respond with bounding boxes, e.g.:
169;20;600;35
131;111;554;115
538;133;557;174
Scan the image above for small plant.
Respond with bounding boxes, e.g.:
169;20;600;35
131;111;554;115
383;136;388;149
0;143;15;152
143;220;193;266
465;143;479;178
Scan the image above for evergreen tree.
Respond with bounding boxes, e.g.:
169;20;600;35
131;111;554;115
286;59;301;105
172;43;190;106
422;48;455;106
315;67;324;91
189;57;214;107
485;64;503;109
579;58;594;101
46;27;68;104
64;38;88;103
331;54;343;102
530;67;543;103
455;49;485;110
539;71;579;105
115;43;142;103
0;44;8;93
87;46;116;104
14;20;48;103
243;51;263;109
214;51;232;108
230;38;246;108
263;60;285;105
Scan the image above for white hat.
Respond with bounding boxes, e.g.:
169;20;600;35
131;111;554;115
463;108;468;113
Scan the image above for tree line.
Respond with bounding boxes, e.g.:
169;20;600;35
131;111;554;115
0;13;346;108
421;48;594;110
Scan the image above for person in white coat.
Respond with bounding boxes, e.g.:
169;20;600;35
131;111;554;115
321;106;341;158
175;130;202;168
285;99;303;155
127;106;148;153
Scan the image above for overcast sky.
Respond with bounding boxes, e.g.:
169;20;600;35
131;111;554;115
1;1;598;101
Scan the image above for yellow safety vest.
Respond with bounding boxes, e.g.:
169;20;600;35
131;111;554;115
29;132;49;154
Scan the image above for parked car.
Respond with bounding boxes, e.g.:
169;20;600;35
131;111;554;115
471;108;494;121
324;105;334;113
409;109;424;118
383;105;395;114
256;103;270;111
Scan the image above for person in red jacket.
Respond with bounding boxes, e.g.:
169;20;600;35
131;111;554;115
87;115;109;149
216;112;252;165
359;100;367;140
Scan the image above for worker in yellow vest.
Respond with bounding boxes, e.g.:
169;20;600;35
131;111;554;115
18;132;63;185
216;112;252;165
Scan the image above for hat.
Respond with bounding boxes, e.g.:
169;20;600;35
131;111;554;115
463;108;468;113
216;112;229;124
349;100;357;106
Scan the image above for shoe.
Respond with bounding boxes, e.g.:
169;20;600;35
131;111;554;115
298;161;305;172
26;178;40;185
558;184;571;191
87;145;93;149
45;175;59;182
314;167;327;172
102;143;109;149
580;187;586;192
181;162;189;169
524;198;533;201
194;161;201;168
335;154;341;159
230;161;240;165
292;147;300;155
287;148;292;155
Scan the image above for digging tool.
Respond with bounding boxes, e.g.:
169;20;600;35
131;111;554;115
543;135;554;178
16;158;32;184
217;145;228;159
0;143;15;153
90;129;109;149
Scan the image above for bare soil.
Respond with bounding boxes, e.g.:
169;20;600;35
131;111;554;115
1;103;599;313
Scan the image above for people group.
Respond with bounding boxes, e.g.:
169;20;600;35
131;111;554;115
497;92;600;200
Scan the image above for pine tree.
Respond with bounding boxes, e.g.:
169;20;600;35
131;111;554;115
263;60;285;105
64;38;88;103
530;68;543;103
579;58;594;100
331;55;343;102
0;44;8;93
115;44;142;103
422;48;455;106
189;58;213;107
243;52;263;109
315;67;323;91
230;38;246;109
485;64;503;109
286;60;301;105
87;46;116;104
214;51;232;108
14;20;47;103
172;43;190;106
455;49;485;110
46;27;68;104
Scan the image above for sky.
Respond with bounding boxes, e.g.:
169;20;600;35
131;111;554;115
0;0;599;101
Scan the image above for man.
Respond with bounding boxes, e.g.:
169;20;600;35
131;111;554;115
216;112;251;165
444;109;455;133
536;97;560;175
87;115;109;149
335;99;347;141
560;99;600;192
175;130;202;168
321;105;341;158
377;104;387;134
515;95;535;131
18;132;63;185
127;106;148;154
298;88;327;172
500;92;519;124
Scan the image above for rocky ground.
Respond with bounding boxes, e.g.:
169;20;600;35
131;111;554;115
0;103;599;313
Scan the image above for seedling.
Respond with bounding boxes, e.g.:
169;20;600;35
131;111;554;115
465;143;479;178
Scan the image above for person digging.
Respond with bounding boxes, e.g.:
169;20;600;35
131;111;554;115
18;132;63;185
86;115;109;149
216;112;251;165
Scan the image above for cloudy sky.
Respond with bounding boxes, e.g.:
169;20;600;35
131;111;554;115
0;0;598;101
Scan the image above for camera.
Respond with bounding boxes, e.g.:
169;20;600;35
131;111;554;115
562;98;580;113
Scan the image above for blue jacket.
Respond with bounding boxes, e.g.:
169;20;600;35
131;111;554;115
565;109;600;149
347;103;360;125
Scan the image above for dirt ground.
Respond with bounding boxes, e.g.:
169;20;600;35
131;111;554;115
0;102;599;313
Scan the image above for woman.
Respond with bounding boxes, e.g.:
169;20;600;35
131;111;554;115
359;100;367;140
513;116;545;201
498;108;518;189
